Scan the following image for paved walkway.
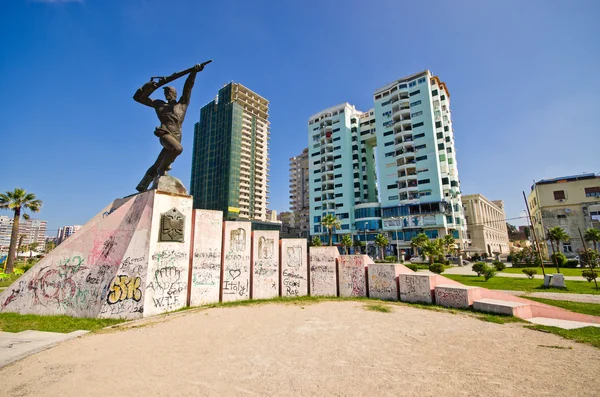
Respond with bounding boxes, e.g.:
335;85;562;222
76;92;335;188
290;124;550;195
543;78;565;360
0;330;88;368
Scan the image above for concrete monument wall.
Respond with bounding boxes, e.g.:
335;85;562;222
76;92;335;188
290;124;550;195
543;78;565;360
189;210;223;306
220;221;251;302
338;255;367;297
367;264;407;301
309;247;339;297
251;230;280;299
434;285;482;309
399;273;440;304
141;194;193;317
280;239;308;297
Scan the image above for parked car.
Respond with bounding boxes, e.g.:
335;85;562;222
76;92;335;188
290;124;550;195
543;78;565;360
410;256;428;264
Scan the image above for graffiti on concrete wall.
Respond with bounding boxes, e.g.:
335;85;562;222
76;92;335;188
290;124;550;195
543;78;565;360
281;241;307;297
222;225;250;301
368;265;397;300
252;233;279;299
309;248;337;297
399;274;434;303
338;255;366;297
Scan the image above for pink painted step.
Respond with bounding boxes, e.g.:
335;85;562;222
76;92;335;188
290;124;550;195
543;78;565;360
473;298;533;318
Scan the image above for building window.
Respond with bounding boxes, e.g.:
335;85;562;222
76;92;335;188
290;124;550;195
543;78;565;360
383;130;393;136
553;190;566;200
418;179;430;184
409;90;420;96
409;81;416;87
410;100;421;107
332;137;340;142
412;122;424;128
334;164;342;169
585;187;600;197
562;243;573;253
385;151;395;157
334;174;342;178
411;111;423;117
435;121;442;128
441;95;446;100
415;144;426;150
387;184;397;189
416;155;427;161
436;132;443;139
333;146;341;151
334;155;341;159
384;141;394;146
432;89;438;96
438;143;445;150
442;177;449;185
444;126;449;132
414;133;425;139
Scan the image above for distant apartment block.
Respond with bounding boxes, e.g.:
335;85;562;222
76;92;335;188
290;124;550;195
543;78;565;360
308;70;467;256
528;173;600;257
0;216;47;249
57;225;82;245
462;194;509;255
191;82;270;221
289;148;310;237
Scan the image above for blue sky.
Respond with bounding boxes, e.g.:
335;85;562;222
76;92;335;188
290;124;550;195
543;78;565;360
1;0;599;236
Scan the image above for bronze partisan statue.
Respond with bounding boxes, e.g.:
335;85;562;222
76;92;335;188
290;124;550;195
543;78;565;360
134;60;212;192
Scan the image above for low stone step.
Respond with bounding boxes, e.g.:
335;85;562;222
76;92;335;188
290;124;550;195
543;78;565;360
473;298;532;318
526;317;600;330
434;284;481;309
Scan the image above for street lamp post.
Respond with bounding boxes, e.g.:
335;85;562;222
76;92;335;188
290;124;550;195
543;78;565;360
391;217;400;262
364;222;368;255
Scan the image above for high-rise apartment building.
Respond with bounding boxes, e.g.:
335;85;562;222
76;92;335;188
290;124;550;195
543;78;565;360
308;70;467;255
0;216;47;250
56;225;81;245
528;173;600;257
289;148;310;237
191;82;270;220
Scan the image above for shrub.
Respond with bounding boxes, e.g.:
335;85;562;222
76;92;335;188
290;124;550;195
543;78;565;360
493;261;506;271
472;262;489;276
564;259;579;268
406;264;419;272
522;268;537;279
429;263;445;274
582;269;598;283
483;268;496;281
551;252;567;266
384;255;397;263
20;263;34;273
13;268;24;276
506;254;514;263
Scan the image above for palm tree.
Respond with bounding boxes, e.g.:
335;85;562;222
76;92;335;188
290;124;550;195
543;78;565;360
341;235;353;255
410;233;429;259
374;233;389;260
546;226;570;273
29;242;40;258
311;236;322;247
320;214;341;246
45;240;56;253
442;234;455;257
421;239;444;265
0;188;42;274
584;228;600;252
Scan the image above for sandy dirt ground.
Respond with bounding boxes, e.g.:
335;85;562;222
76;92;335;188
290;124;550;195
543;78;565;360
0;301;598;396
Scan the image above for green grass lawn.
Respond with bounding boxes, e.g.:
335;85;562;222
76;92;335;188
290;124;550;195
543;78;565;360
525;297;600;317
526;325;600;349
0;313;124;333
502;267;586;277
443;274;600;295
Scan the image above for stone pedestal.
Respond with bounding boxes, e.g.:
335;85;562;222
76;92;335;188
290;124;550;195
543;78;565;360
221;221;251;302
338;255;367;297
152;175;188;196
309;247;339;297
434;285;481;309
251;230;280;299
368;264;406;301
399;273;441;304
280;239;308;297
544;273;566;288
189;210;223;306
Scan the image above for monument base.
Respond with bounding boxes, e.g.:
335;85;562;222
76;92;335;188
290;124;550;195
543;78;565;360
151;175;188;196
0;189;193;319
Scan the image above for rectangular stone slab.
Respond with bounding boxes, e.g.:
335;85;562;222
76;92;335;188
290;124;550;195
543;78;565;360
221;221;251;302
368;264;406;301
190;210;223;306
338;255;367;297
399;273;441;304
434;284;481;309
251;230;280;299
473;298;533;318
309;247;339;297
280;239;308;297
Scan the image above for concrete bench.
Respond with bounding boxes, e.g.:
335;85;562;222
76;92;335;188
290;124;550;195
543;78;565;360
473;298;533;318
434;284;481;309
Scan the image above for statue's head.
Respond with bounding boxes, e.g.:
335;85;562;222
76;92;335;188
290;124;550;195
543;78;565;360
163;86;177;101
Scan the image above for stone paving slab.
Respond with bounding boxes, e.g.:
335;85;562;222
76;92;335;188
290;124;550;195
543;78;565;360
526;317;600;330
0;330;88;368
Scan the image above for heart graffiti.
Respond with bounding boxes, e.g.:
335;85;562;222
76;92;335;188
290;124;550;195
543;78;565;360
229;269;241;280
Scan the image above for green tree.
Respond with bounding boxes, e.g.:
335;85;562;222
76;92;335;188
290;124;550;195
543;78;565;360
353;239;365;254
340;235;353;255
546;227;570;273
320;214;341;246
374;233;389;260
311;236;323;247
410;233;429;259
45;240;56;253
0;188;43;274
421;239;444;265
442;234;455;257
584;228;600;252
29;242;39;258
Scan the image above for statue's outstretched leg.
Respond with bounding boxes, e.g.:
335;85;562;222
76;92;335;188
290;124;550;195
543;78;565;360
136;149;166;192
156;134;183;176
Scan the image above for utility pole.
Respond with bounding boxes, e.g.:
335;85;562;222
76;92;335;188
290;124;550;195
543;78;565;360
523;191;546;277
